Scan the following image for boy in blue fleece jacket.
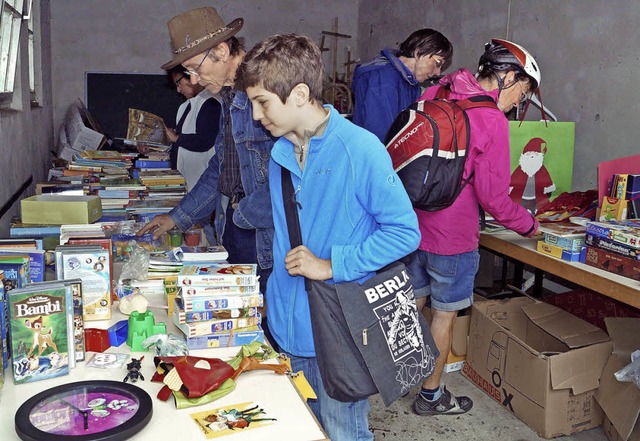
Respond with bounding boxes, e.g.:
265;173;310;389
237;34;420;441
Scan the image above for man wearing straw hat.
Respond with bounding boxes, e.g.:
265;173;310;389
138;7;276;341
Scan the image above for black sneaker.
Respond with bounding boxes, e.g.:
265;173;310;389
412;385;473;416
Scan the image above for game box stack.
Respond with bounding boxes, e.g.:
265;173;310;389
175;263;264;349
536;222;586;262
583;219;640;280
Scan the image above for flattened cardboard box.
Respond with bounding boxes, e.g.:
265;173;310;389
21;195;102;225
462;297;612;438
595;318;640;441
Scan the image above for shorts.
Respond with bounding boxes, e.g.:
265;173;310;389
401;249;480;312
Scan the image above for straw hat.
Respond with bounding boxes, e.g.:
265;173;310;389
161;7;243;70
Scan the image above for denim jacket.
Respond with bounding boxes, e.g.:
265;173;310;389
170;91;276;270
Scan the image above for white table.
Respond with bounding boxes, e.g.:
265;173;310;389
0;301;328;441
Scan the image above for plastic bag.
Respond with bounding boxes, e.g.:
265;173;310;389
614;349;640;389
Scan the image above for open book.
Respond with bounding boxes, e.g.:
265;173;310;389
115;108;171;151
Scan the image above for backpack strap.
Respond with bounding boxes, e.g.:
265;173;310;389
457;95;497;111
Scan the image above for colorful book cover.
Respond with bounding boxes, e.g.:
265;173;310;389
178;263;258;287
180;293;263;312
0;249;46;283
174;298;258;324
8;283;70;384
191;401;276;437
180;282;260;297
0;256;30;365
0;271;6;369
60;250;111;321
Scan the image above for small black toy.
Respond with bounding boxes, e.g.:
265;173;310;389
124;356;145;383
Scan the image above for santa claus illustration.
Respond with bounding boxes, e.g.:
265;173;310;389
509;137;556;214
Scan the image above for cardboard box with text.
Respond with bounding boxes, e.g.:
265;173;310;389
463;297;612;438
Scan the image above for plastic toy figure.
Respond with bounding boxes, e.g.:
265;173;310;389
124;356;145;383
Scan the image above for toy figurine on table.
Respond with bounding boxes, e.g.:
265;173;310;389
124;356;145;383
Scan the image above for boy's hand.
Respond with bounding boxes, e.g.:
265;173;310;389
137;214;176;240
285;245;332;280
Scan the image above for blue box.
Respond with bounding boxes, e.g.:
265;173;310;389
108;320;129;347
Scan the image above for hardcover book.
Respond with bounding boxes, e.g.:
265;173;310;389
8;283;70;384
178;263;258;287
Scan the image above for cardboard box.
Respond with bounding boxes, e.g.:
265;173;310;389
462;297;612;438
595;318;640;441
21;195;102;225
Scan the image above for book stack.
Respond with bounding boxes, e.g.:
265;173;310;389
600;174;640;221
536;223;586;262
175;263;264;349
583;219;640;280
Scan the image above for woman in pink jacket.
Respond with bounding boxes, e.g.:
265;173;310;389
407;39;540;417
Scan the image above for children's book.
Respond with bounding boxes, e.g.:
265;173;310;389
0;255;31;366
0;272;6;371
0;249;46;283
178;263;258;287
8;282;70;384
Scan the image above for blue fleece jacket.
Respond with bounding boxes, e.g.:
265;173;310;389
351;48;421;142
266;106;420;357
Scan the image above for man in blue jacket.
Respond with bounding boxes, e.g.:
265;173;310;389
138;7;275;335
351;28;453;142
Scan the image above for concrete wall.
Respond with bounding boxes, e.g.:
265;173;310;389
358;0;640;192
50;0;359;133
0;0;54;236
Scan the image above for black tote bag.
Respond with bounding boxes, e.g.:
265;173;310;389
281;168;438;405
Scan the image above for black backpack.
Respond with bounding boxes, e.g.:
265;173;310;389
385;90;497;211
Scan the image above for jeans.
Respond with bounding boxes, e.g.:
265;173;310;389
288;353;373;441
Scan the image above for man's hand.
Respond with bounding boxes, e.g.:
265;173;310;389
165;127;178;143
284;245;332;280
136;144;151;155
137;214;176;240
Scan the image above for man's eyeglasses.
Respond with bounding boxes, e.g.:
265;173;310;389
174;74;187;86
184;49;211;77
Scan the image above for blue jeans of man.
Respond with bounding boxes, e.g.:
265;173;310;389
288;353;373;441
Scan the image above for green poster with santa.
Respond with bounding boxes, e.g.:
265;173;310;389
508;121;575;214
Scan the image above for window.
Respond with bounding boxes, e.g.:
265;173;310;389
0;0;24;106
26;0;41;105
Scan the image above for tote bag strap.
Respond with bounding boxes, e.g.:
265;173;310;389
281;167;303;249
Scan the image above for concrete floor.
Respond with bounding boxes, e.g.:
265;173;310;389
368;370;606;441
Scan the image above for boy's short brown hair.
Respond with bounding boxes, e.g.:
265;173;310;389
237;33;324;104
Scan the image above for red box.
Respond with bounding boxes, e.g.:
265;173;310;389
584;245;640;281
544;288;640;331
